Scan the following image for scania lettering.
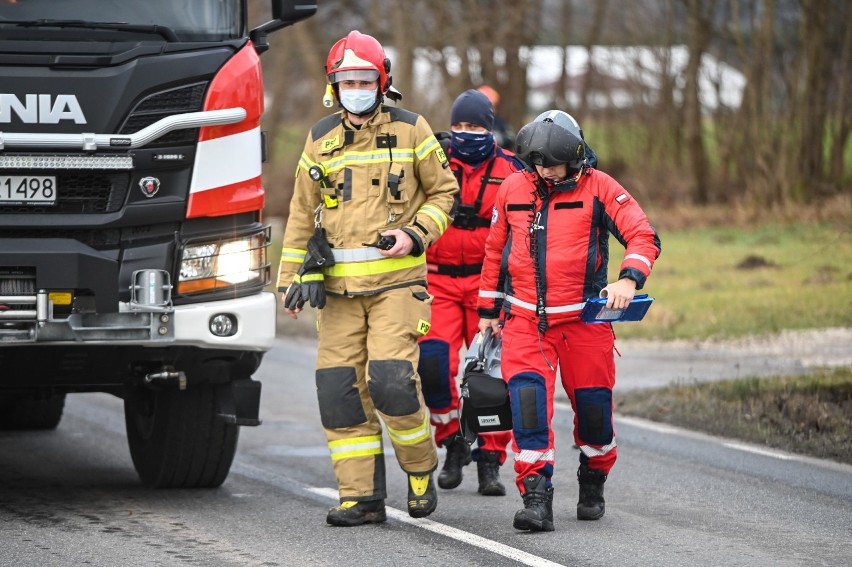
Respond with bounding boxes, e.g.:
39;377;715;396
0;1;316;488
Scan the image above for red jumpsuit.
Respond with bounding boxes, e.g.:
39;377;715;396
418;144;523;462
478;167;660;492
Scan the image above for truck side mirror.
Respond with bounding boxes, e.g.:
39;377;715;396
251;0;318;54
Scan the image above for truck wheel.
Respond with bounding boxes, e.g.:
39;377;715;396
0;393;66;430
124;385;238;488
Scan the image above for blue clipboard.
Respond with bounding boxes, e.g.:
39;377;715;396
580;293;654;323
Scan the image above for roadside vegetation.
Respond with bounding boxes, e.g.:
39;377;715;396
609;215;851;464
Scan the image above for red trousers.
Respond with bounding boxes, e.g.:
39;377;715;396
418;273;512;460
501;315;617;493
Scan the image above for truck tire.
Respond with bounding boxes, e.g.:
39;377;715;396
124;385;238;488
0;393;66;430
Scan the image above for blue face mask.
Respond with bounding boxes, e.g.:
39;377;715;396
339;88;378;115
450;131;495;164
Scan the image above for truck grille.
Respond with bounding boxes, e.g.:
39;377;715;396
0;229;121;249
119;82;208;147
0;171;130;214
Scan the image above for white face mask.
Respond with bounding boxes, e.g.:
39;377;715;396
339;88;378;115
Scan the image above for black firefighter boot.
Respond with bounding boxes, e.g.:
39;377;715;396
512;474;554;532
326;499;387;527
476;450;506;496
437;435;472;489
577;464;608;521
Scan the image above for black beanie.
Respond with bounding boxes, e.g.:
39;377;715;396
450;89;495;131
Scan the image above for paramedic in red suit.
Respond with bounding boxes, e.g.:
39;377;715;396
417;89;524;496
477;110;661;531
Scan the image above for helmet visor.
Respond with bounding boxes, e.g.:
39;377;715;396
328;69;380;84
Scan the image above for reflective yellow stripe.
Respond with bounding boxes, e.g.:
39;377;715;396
300;272;324;283
418;204;449;233
281;248;306;264
323;254;425;277
414;135;440;159
387;414;431;446
322;149;416;173
328;435;383;461
298;153;318;174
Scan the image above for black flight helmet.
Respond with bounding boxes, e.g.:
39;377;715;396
515;110;586;170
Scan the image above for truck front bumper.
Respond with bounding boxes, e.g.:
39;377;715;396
0;292;276;352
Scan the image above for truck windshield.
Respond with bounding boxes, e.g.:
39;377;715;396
0;0;242;42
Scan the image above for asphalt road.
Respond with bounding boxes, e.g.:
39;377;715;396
0;335;850;566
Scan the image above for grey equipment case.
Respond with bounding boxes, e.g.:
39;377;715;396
458;328;513;444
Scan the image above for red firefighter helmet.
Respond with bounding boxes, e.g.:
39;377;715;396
326;30;391;93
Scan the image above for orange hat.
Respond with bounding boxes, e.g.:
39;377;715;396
477;85;500;107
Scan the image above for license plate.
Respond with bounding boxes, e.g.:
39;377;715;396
0;175;57;205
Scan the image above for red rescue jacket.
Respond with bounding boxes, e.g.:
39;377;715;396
478;167;661;327
427;145;523;275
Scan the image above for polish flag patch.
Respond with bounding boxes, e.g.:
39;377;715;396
615;193;631;204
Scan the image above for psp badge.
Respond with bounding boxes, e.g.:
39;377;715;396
139;176;161;198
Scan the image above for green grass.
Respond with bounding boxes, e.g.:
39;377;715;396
609;221;852;340
617;366;852;464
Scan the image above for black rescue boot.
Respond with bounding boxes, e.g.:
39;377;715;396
408;472;438;518
476;450;506;496
577;464;607;520
326;499;387;527
512;474;554;532
437;435;472;489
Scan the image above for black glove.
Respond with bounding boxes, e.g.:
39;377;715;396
298;272;326;309
283;282;305;310
303;227;336;271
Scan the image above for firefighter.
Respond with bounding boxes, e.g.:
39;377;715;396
477;110;661;531
278;30;458;527
418;89;522;496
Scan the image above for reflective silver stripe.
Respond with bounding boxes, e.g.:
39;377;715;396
429;410;459;425
578;440;617;458
479;290;506;299
331;247;386;263
504;295;585;314
624;253;652;269
515;449;555;464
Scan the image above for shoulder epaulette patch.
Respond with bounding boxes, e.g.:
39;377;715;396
311;113;342;141
387;107;419;125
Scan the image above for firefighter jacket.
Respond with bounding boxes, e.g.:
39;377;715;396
278;106;458;296
426;145;524;276
478;167;661;326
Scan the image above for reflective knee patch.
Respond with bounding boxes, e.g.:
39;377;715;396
316;367;367;429
508;372;549;449
417;340;451;408
368;360;419;416
576;387;613;445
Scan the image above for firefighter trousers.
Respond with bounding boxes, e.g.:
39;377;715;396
315;285;438;502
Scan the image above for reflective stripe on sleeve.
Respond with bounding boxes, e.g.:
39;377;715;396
624;253;652;269
281;248;307;265
417;203;449;233
479;290;506;299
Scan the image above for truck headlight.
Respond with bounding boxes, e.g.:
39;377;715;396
178;228;270;294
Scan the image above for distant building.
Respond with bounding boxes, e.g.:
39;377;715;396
396;45;745;116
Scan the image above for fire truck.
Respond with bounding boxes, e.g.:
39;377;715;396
0;1;315;487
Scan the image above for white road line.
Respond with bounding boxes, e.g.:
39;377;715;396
233;463;564;567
